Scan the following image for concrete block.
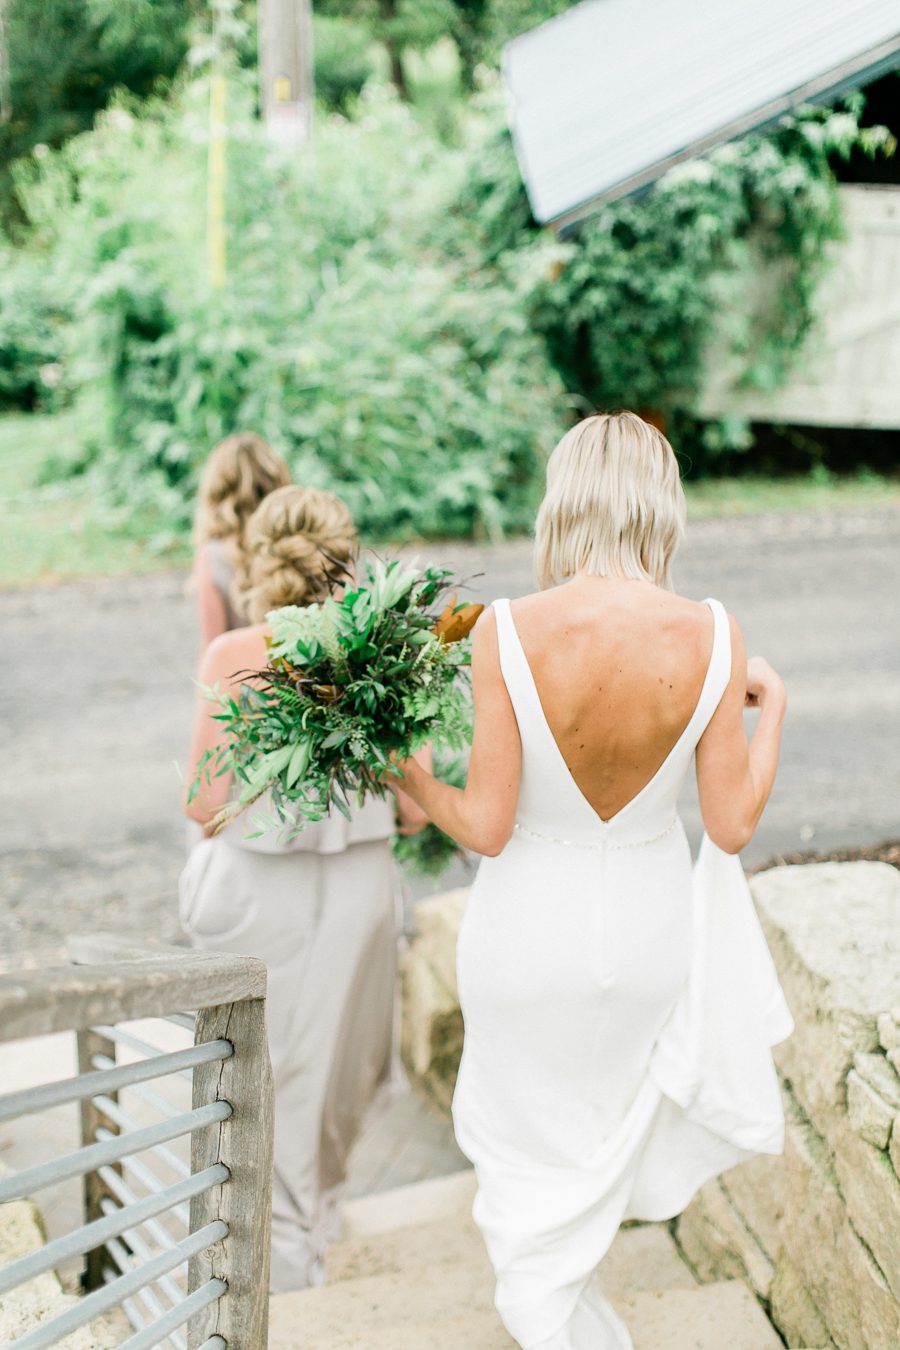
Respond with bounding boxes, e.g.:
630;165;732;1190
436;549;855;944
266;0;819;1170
269;1259;497;1345
619;1280;784;1350
341;1169;476;1237
598;1224;697;1297
269;1278;783;1350
328;1212;485;1282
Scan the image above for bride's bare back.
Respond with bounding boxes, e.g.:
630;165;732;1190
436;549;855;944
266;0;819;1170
510;576;713;822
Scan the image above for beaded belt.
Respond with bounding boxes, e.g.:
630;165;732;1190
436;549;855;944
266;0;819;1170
513;818;678;851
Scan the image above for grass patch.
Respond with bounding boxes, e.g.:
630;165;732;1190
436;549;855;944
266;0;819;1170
2;412;899;587
684;471;900;519
0;413;191;587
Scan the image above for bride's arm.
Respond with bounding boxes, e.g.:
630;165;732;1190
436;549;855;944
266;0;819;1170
390;610;521;856
695;615;787;854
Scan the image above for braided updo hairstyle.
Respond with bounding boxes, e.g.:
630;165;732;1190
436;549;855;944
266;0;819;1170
237;485;359;622
193;432;292;559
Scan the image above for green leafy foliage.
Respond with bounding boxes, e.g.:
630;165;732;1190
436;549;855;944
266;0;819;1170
451;106;895;470
194;558;476;833
0;248;68;408
1;28;894;533
0;0;200;221
7;80;566;539
312;16;377;113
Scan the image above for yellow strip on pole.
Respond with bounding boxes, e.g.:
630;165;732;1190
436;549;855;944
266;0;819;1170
208;73;227;291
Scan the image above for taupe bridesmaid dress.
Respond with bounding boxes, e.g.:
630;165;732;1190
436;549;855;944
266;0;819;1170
179;794;398;1291
205;536;245;632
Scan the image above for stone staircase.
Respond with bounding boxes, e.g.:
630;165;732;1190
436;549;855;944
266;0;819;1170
268;1170;794;1350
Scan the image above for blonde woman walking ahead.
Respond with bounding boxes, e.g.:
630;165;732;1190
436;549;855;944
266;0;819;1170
192;431;292;649
182;485;427;1292
393;413;792;1349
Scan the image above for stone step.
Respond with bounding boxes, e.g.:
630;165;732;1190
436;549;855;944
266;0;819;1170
269;1257;495;1349
269;1276;784;1350
329;1212;696;1299
340;1167;476;1237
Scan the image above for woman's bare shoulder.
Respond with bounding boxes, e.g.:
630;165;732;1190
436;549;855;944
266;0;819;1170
198;623;268;685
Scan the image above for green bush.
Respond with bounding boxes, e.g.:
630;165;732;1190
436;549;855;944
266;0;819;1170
0;251;68;409
313;17;377;114
9;81;566;539
450;107;894;472
4;64;892;539
0;0;201;222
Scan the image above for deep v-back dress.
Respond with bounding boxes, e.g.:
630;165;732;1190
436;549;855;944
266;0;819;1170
451;598;793;1350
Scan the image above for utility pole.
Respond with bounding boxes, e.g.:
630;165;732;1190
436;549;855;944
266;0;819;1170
208;1;229;291
0;0;11;125
258;0;314;148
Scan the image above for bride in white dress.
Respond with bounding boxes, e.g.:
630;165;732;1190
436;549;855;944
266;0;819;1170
392;412;792;1349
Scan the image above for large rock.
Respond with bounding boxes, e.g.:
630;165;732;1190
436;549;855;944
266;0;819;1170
675;1175;776;1298
676;862;900;1349
752;862;899;1144
0;1171;124;1349
400;889;468;1110
769;1255;834;1350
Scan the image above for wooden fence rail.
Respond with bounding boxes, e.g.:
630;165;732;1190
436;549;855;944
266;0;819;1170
0;934;274;1350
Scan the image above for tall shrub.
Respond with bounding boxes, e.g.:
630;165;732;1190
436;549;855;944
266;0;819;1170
450;105;894;470
11;82;567;538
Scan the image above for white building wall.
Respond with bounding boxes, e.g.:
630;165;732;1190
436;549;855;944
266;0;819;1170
701;186;900;430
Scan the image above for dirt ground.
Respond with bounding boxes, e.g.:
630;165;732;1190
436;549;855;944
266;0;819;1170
3;503;900;969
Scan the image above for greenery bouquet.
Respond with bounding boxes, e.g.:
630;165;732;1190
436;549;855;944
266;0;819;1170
192;559;481;837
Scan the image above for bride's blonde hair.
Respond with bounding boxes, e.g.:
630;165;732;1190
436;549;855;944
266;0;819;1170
193;432;292;557
534;412;686;590
237;485;359;622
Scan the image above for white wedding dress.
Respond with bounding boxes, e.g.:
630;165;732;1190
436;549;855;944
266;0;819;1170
451;597;794;1349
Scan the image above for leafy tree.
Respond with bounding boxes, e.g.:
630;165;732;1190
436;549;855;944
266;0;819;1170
315;0;574;97
0;0;200;219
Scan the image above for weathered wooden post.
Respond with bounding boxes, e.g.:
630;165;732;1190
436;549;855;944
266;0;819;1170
187;999;274;1350
76;1026;119;1290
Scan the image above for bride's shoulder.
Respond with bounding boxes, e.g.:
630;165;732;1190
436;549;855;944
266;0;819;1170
666;593;744;667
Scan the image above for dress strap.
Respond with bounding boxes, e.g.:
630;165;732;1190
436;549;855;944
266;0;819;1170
693;598;732;734
492;598;547;727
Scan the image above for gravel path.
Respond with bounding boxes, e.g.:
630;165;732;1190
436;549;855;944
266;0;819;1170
3;505;899;967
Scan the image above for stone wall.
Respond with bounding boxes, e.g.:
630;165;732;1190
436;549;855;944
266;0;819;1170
677;861;900;1350
400;888;468;1112
0;1163;126;1348
400;861;900;1350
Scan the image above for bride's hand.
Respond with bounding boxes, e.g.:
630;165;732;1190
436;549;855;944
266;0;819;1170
387;746;432;834
745;657;786;712
385;750;413;788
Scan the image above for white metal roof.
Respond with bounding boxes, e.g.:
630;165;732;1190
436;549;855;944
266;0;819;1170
503;0;900;227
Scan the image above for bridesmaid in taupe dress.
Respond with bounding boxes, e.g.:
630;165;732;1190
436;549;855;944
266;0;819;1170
191;431;292;650
181;485;429;1292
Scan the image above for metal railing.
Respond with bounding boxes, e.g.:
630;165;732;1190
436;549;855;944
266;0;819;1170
0;934;274;1350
